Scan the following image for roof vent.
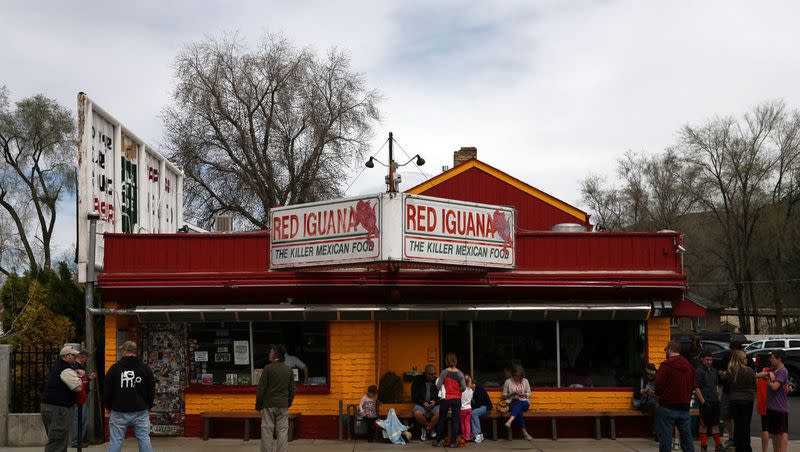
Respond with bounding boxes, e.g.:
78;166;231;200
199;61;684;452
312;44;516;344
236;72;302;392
550;223;587;232
214;215;234;233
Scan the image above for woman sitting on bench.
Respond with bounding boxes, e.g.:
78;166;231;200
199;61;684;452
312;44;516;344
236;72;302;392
503;364;533;440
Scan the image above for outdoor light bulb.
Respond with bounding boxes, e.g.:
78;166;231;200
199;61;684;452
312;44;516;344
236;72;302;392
416;156;425;166
365;157;374;168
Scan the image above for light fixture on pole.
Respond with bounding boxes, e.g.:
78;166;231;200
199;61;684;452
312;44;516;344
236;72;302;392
364;132;425;193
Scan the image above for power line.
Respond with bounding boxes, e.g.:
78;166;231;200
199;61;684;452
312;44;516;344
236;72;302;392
344;138;389;195
392;138;430;180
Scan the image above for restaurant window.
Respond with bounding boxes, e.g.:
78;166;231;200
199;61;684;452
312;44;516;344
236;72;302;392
442;319;644;389
188;322;251;385
187;322;328;386
443;321;557;388
559;320;644;388
252;322;328;385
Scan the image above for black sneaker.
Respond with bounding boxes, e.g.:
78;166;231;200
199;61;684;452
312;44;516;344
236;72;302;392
432;440;442;447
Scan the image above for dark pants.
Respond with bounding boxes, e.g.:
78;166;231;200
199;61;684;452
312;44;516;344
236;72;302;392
41;403;72;452
365;417;377;442
655;406;694;452
729;399;753;452
436;398;461;442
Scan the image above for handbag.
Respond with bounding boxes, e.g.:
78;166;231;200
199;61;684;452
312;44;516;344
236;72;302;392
354;415;368;435
496;399;510;414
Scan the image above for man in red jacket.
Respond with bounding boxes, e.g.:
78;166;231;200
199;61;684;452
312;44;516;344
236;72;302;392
655;340;696;452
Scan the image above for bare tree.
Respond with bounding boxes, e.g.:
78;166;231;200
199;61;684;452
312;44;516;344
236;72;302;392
581;149;701;231
580;174;626;231
0;88;75;274
163;34;382;228
681;100;800;333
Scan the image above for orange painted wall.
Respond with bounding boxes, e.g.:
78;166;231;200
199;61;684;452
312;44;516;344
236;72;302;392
647;317;671;368
104;304;117;373
382;389;631;415
102;316;657;416
377;321;439;400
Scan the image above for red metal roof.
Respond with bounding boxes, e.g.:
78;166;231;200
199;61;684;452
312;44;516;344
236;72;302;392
98;230;688;306
96;158;693;313
406;159;590;230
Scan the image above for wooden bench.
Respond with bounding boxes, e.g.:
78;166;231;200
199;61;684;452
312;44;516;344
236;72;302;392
603;408;699;440
395;410;491;440
490;410;605;441
490;408;701;441
201;411;300;441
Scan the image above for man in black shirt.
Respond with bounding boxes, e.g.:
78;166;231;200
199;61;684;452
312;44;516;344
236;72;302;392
103;341;155;452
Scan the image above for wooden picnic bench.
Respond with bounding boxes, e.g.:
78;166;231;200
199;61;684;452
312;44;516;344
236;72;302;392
200;411;300;442
489;408;701;441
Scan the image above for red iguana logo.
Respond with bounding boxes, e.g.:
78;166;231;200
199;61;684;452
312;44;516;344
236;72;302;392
354;200;379;247
492;210;512;251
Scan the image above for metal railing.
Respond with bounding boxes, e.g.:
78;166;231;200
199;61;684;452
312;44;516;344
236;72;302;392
10;346;61;413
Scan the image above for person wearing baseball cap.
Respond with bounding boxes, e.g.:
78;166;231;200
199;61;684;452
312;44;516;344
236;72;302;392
103;341;156;452
41;345;84;452
70;347;96;448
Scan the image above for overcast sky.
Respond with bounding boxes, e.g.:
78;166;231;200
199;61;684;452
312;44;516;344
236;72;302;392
2;1;800;255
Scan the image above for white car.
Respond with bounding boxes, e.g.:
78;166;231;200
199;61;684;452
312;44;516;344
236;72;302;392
745;338;800;352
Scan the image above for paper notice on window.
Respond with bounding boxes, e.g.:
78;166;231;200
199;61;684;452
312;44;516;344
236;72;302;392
292;368;299;382
194;351;208;362
234;341;250;365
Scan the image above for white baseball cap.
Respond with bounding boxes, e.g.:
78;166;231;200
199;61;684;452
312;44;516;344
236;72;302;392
60;345;80;356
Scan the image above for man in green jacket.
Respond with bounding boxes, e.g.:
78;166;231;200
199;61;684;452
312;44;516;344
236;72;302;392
256;344;296;452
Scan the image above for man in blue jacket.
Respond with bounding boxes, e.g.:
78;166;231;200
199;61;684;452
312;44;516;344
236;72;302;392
469;379;493;443
103;341;156;452
41;345;84;452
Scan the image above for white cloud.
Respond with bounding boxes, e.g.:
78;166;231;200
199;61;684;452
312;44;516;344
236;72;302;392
3;0;800;252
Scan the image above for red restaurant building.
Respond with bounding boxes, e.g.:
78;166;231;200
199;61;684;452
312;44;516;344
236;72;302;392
96;153;704;439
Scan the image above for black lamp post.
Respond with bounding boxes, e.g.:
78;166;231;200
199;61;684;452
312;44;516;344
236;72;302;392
365;132;425;193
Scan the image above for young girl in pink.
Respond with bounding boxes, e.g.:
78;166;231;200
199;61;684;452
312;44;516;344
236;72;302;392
460;375;474;442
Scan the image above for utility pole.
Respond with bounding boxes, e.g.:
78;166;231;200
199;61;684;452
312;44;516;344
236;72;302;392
388;132;395;192
85;212;100;443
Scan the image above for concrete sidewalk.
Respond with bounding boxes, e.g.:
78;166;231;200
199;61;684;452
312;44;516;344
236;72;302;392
4;437;800;452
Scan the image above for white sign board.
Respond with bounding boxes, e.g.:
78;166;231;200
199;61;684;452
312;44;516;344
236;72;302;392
269;193;515;269
403;195;515;268
270;195;382;268
76;93;184;281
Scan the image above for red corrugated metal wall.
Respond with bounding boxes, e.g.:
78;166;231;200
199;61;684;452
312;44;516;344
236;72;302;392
103;233;269;274
414;167;589;231
102;231;681;275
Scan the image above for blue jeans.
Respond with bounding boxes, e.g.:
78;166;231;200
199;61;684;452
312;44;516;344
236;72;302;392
509;399;530;428
470;406;488;436
109;410;153;452
71;404;89;446
655;406;694;452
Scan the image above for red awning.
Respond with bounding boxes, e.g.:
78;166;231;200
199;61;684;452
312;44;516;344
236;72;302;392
672;296;707;317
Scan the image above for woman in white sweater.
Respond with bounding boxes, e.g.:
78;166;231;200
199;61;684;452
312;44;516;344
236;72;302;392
502;364;533;440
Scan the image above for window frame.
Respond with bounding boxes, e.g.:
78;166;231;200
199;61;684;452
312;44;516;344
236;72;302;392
449;319;644;390
185;321;331;395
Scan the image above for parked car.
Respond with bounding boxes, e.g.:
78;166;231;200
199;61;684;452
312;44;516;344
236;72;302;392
672;332;747;358
745;338;800;352
751;349;800;397
672;332;749;347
